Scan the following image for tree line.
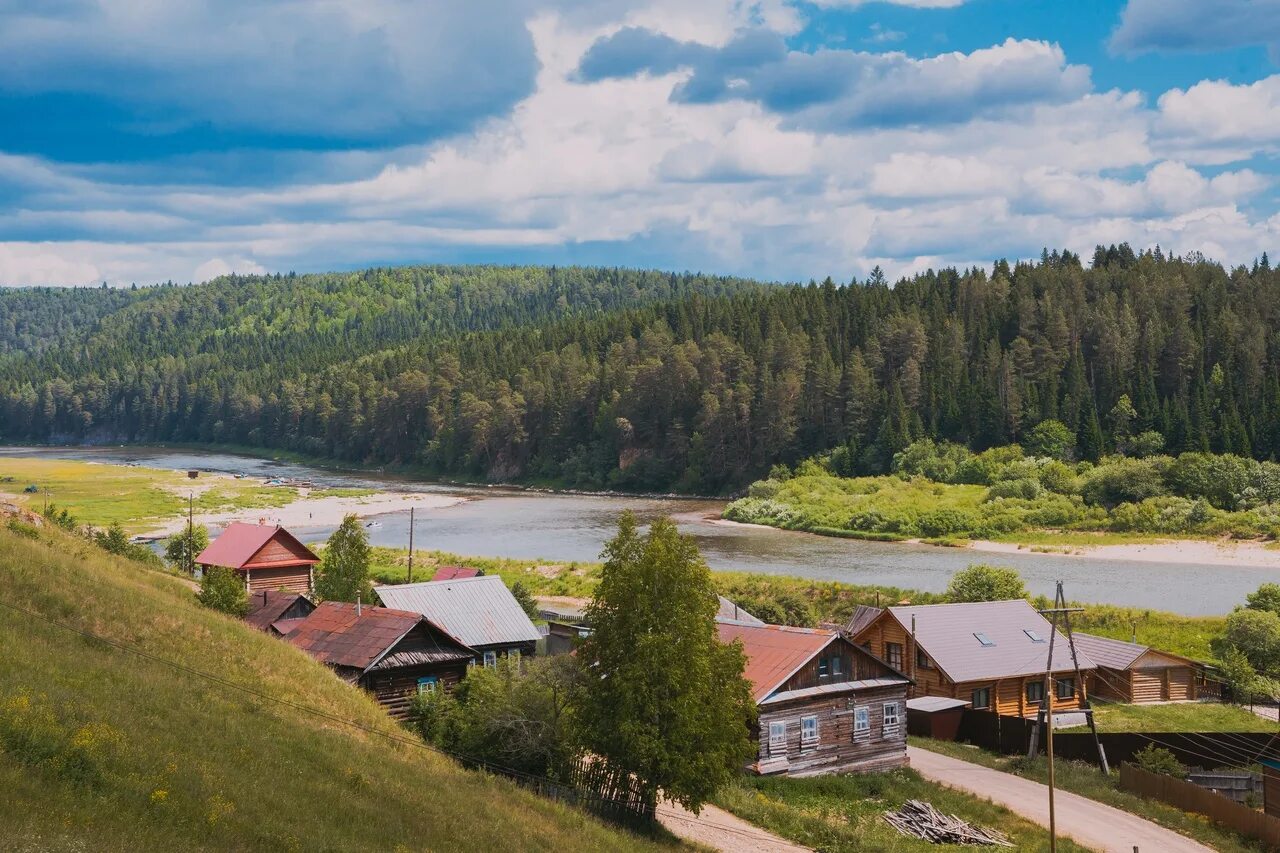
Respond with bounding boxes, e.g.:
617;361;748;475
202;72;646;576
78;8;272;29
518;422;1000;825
2;248;1278;494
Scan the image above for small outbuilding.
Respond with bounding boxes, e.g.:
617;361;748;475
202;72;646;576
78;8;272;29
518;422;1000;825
284;601;475;719
906;695;969;740
245;589;316;635
196;522;320;595
1073;632;1204;703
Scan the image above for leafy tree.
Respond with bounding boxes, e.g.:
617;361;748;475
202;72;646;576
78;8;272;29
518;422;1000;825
1246;583;1280;617
165;524;210;575
510;580;540;621
1219;608;1280;676
1025;419;1074;461
1218;645;1262;704
1134;744;1184;778
576;513;755;813
315;514;371;603
1127;430;1165;458
1079;457;1167;508
197;566;249;617
946;564;1028;602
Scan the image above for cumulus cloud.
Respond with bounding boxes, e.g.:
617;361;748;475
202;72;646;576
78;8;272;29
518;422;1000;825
578;31;1091;128
1111;0;1280;58
1158;75;1280;148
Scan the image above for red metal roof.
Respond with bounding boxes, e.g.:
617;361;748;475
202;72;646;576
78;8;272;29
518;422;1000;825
284;602;423;672
196;522;319;570
717;621;838;703
430;565;482;581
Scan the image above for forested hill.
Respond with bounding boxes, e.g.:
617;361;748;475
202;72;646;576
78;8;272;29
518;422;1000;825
1;249;1279;494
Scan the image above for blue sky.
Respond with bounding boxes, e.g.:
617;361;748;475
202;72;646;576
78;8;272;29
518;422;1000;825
2;0;1279;286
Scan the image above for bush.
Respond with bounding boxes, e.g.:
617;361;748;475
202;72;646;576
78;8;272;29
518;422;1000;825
1246;583;1280;617
954;445;1025;486
1024;419;1074;460
6;518;40;539
1165;452;1255;510
892;439;972;483
1134;744;1184;778
1127;430;1165;458
985;478;1042;501
1079;457;1168;508
917;509;975;538
946;564;1028;602
196;566;249;617
1036;460;1078;494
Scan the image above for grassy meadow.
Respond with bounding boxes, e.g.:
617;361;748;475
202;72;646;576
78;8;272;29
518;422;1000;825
0;524;665;852
712;772;1089;852
1059;701;1276;733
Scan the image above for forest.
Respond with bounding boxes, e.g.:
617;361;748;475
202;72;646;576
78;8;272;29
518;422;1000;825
1;247;1278;495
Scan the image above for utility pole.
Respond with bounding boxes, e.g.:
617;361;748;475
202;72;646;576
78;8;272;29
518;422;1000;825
1042;594;1061;853
406;506;415;584
186;492;194;575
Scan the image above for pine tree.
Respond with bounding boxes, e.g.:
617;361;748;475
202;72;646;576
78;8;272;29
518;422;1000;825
1077;397;1104;462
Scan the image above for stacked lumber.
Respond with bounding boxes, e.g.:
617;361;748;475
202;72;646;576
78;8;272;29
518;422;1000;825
883;800;1014;846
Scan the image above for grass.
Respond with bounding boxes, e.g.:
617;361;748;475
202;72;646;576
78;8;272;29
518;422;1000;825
712;771;1089;852
0;524;666;852
1071;603;1224;663
912;738;1266;853
1059;701;1278;733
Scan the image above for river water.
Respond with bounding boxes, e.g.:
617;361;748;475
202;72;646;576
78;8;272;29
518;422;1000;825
5;446;1274;615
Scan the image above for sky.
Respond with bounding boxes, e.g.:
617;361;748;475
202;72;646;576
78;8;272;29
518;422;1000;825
2;0;1279;287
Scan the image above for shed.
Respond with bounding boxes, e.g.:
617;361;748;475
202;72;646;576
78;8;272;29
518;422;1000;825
1072;632;1203;703
906;695;969;740
196;522;319;595
283;601;475;719
245;589;316;635
375;575;541;664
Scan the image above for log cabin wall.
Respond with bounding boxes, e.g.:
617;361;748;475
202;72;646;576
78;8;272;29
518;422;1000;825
243;565;312;594
246;536;317;568
363;662;469;720
755;683;908;776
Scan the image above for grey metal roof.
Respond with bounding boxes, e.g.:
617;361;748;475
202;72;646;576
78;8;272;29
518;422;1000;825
844;604;884;637
716;596;763;625
375;576;542;649
760;676;908;706
1070;632;1147;670
886;600;1097;683
907;696;970;712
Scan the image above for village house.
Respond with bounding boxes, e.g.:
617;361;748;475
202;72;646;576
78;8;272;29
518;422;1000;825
719;619;911;777
375;575;540;665
245;589;315;636
847;599;1097;717
1072;632;1207;704
283;601;475;719
196;522;319;595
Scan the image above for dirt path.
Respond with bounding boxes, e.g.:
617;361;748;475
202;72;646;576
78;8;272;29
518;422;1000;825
908;746;1211;853
656;801;808;853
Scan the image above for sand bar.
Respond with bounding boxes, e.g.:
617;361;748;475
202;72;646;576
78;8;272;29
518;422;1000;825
144;491;466;537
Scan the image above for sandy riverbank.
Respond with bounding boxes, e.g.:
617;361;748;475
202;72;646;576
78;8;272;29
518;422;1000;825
144;490;466;537
969;537;1280;567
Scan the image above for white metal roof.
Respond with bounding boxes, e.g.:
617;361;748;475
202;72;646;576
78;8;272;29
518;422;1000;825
906;696;970;712
760;676;908;706
375;576;541;649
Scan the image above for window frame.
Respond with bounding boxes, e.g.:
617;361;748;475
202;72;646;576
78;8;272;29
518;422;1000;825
1026;680;1045;704
882;701;901;735
885;642;904;671
971;687;992;710
1023;628;1046;643
416;676;439;695
974;632;995;647
800;715;819;747
853;706;871;740
768;721;787;755
482;650;498;669
916;647;930;669
818;656;830;678
1055;677;1076;700
831;655;843;677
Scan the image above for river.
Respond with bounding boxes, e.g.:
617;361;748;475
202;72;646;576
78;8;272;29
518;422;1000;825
4;446;1271;615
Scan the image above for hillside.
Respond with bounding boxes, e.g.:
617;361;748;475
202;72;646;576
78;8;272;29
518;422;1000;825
0;523;662;852
2;251;1280;494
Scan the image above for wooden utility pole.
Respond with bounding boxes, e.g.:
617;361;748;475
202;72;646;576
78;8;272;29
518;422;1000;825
406;506;415;584
186;492;195;575
1042;592;1061;853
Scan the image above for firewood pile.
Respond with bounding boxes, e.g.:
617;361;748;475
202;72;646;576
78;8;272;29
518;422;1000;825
883;800;1014;846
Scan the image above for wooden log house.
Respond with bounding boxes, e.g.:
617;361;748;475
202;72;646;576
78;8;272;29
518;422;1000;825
718;619;911;777
284;601;476;719
375;576;540;665
848;600;1097;718
196;522;319;595
1072;632;1205;703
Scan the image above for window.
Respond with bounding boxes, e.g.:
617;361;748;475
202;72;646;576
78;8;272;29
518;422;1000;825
853;706;870;739
768;721;787;755
831;656;843;677
1026;680;1044;704
971;687;992;710
818;656;830;678
885;642;903;671
508;649;521;666
416;676;438;695
1055;677;1075;700
882;702;901;734
1023;629;1045;643
974;632;995;647
801;715;818;746
916;647;930;669
483;650;498;668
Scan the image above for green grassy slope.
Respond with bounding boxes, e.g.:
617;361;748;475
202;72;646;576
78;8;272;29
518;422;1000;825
0;525;663;852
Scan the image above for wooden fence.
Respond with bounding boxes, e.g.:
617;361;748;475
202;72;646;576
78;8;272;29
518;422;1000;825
1120;763;1280;848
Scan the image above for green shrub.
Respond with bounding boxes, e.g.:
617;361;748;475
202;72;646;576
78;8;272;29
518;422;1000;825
1024;419;1075;460
892;439;972;483
917;509;975;537
986;478;1042;501
1127;430;1166;458
1080;457;1169;508
196;566;249;617
1219;608;1280;676
946;564;1028;602
954;445;1025;485
1134;744;1184;778
1036;460;1078;494
6;518;40;539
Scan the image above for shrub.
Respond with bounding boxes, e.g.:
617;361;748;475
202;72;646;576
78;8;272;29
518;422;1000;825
985;478;1042;501
892;439;971;483
954;445;1025;486
917;509;975;538
6;518;40;539
1127;430;1165;458
1079;457;1168;508
196;566;249;617
1024;419;1074;460
1134;744;1185;778
510;580;540;621
946;564;1028;602
1165;452;1255;510
1036;460;1078;494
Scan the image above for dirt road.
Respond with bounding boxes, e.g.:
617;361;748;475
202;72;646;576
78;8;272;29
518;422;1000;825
908;746;1211;853
656;801;808;853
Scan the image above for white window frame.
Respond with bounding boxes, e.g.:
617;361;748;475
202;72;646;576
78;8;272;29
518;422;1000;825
853;706;871;740
800;715;819;747
768;721;787;755
882;701;901;736
417;676;438;695
483;650;498;668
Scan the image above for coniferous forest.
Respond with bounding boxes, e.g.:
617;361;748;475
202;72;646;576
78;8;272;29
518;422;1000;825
1;247;1278;494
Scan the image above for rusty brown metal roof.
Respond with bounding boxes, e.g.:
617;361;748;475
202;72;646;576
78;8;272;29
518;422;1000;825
196;522;319;570
245;590;313;632
716;620;839;703
430;565;482;581
284;602;424;672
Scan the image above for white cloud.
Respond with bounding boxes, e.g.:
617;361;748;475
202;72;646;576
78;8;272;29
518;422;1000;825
1111;0;1280;57
1158;75;1280;148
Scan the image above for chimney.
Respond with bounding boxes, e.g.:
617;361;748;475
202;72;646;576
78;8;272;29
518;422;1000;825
356;593;362;617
